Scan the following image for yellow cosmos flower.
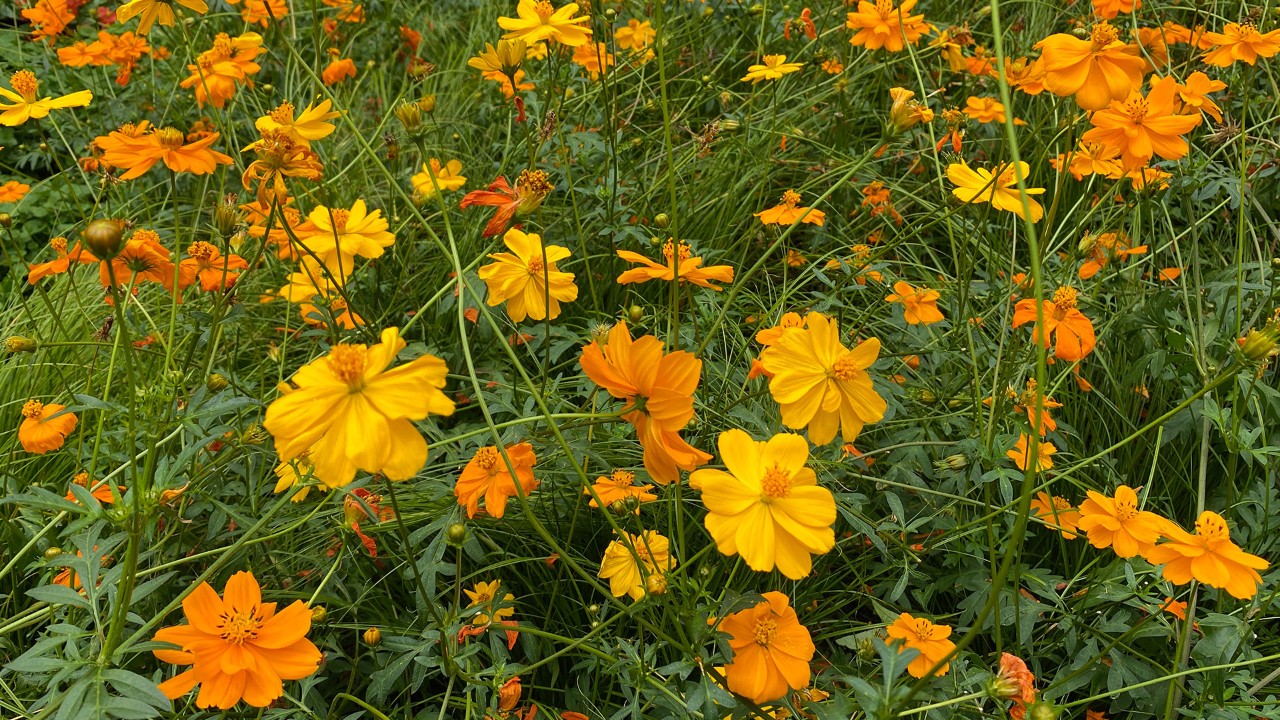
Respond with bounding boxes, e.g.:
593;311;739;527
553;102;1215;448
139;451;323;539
690;430;836;579
0;70;93;127
758;312;887;445
598;530;674;601
1144;511;1269;599
116;0;209;35
477;228;578;322
262;327;456;489
412;158;467;198
947;161;1045;223
498;0;592;47
254;99;341;148
742;54;804;83
463;580;515;625
294;200;396;273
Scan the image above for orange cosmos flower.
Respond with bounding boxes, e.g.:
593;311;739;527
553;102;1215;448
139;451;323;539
1007;433;1055;472
741;54;805;83
585;469;657;512
180;241;248;291
886;613;955;678
615;19;655;51
963;96;1008;123
1175;71;1226;122
846;0;932;52
1012;286;1096;361
498;0;592;47
616;240;735;291
116;0;209;35
579;321;711;484
180;32;263;108
27;236;91;283
1079;231;1147;279
1051;142;1123;180
18;400;78;454
993;653;1037;720
1003;56;1046;95
755;189;825;226
0;180;30;204
1076;485;1165;558
65;471;123;505
1012;377;1062;435
947;161;1045;223
1035;22;1145;111
454;443;538;519
1091;0;1139;20
98;126;233;180
460;169;553;237
885;281;944;325
322;55;357;85
0;69;93;127
572;42;614;79
1030;492;1079;539
20;0;74;43
1144;511;1269;599
225;0;288;26
758;312;886;445
478;228;578;322
1159;596;1187;620
1202;22;1280;66
719;592;815;704
96;229;195;294
242;129;325;206
153;571;321;709
886;87;934;132
1081;76;1201;171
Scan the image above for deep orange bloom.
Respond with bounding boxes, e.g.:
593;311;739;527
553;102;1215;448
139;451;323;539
1176;72;1227;122
241;130;325;206
1012;286;1096;362
720;592;815;704
18;400;78;454
1035;22;1145;111
1091;0;1139;20
96;229;194;294
181;241;248;291
887;613;955;678
579;321;711;484
885;281;944;325
322;56;357;86
460;169;553;237
1079;232;1147;279
27;237;91;283
99;126;233;180
1081;76;1201;171
616;240;735;291
0;180;30;203
180;32;263;108
454;443;539;519
1050;142;1123;181
585;469;657;511
845;0;932;52
995;653;1037;720
21;0;74;43
153;571;321;708
1076;485;1165;558
1030;492;1079;539
755;189;825;226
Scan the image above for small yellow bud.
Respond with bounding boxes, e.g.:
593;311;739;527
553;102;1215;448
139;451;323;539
363;627;382;646
416;94;437;114
0;212;11;228
394;101;422;131
644;573;667;596
653;213;670;229
44;546;63;560
4;336;38;353
207;373;229;392
627;305;644;323
310;605;328;623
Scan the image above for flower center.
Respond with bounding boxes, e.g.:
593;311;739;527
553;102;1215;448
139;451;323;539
1052;286;1078;312
661;240;692;262
10;70;38;101
874;0;894;18
1090;22;1120;51
212;34;235;58
528;254;545;274
517;169;553;198
1114;498;1139;522
831;352;860;381
155;127;186;149
753;618;779;645
1195;513;1230;542
1124;97;1149;123
781;189;802;207
22;399;44;419
50;237;68;254
327;344;368;388
533;0;555;20
187;241;218;264
329;208;350;231
475;446;501;472
760;465;792;500
914;619;935;639
270;102;295;124
610;469;635;486
1052;497;1071;511
217;608;263;645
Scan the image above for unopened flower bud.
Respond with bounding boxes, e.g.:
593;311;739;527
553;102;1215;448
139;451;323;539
654;213;670;229
44;546;63;560
207;373;229;392
4;336;38;353
447;522;467;545
240;423;269;445
608;498;630;515
627;305;644;323
644;573;667;596
0;212;11;228
394;101;422;131
587;604;600;614
310;605;328;623
1077;232;1097;253
83;219;126;259
214;194;243;238
1025;701;1060;720
1240;317;1280;362
363;627;382;646
935;453;969;472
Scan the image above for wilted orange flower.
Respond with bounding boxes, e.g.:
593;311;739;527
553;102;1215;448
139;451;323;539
1079;231;1147;279
1012;286;1096;361
720;592;815;704
98;126;233;180
616;240;735;291
1081;76;1201;171
887;613;955;678
96;229;194;294
758;312;887;445
1145;511;1269;599
994;653;1037;720
846;0;932;52
965;46;999;76
1011;378;1062;435
153;571;321;708
116;0;209;35
0;180;30;203
455;443;539;519
1175;72;1227;122
885;281;944;325
242;129;324;206
1036;22;1145;111
180;32;263;108
585;469;657;511
322;55;357;85
579;321;711;484
461;169;553;237
1202;22;1280;66
1030;492;1079;539
478;228;578;322
886;87;934;132
756;189;826;226
742;54;805;83
1076;485;1165;558
18;400;78;454
947;161;1045;223
20;0;74;43
1007;433;1055;472
0;69;93;127
181;242;248;291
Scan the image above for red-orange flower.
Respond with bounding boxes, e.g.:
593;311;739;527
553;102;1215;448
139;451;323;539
616;240;735;291
460;169;553;237
454;443;539;519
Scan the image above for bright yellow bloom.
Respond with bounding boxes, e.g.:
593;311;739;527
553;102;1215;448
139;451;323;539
690;430;836;579
498;0;592;47
755;189;825;226
1006;433;1054;472
585;469;657;511
887;613;955;678
412;158;467;198
598;530;674;601
614;19;655;50
0;70;92;127
254;100;340;148
1202;22;1280;67
1144;511;1269;599
262;328;456;488
295;200;396;274
464;580;515;625
947;161;1045;223
478;228;578;322
742;54;804;83
758;312;887;445
116;0;208;35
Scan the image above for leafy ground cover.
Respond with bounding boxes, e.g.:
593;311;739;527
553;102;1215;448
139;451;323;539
2;0;1280;718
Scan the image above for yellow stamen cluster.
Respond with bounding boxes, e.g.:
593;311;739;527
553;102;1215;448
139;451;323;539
1091;21;1120;50
760;465;792;500
155;127;186;149
753;617;779;645
474;446;501;472
22;399;44;419
781;189;802;207
327;344;368;387
10;70;38;101
187;241;218;263
1052;286;1079;311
